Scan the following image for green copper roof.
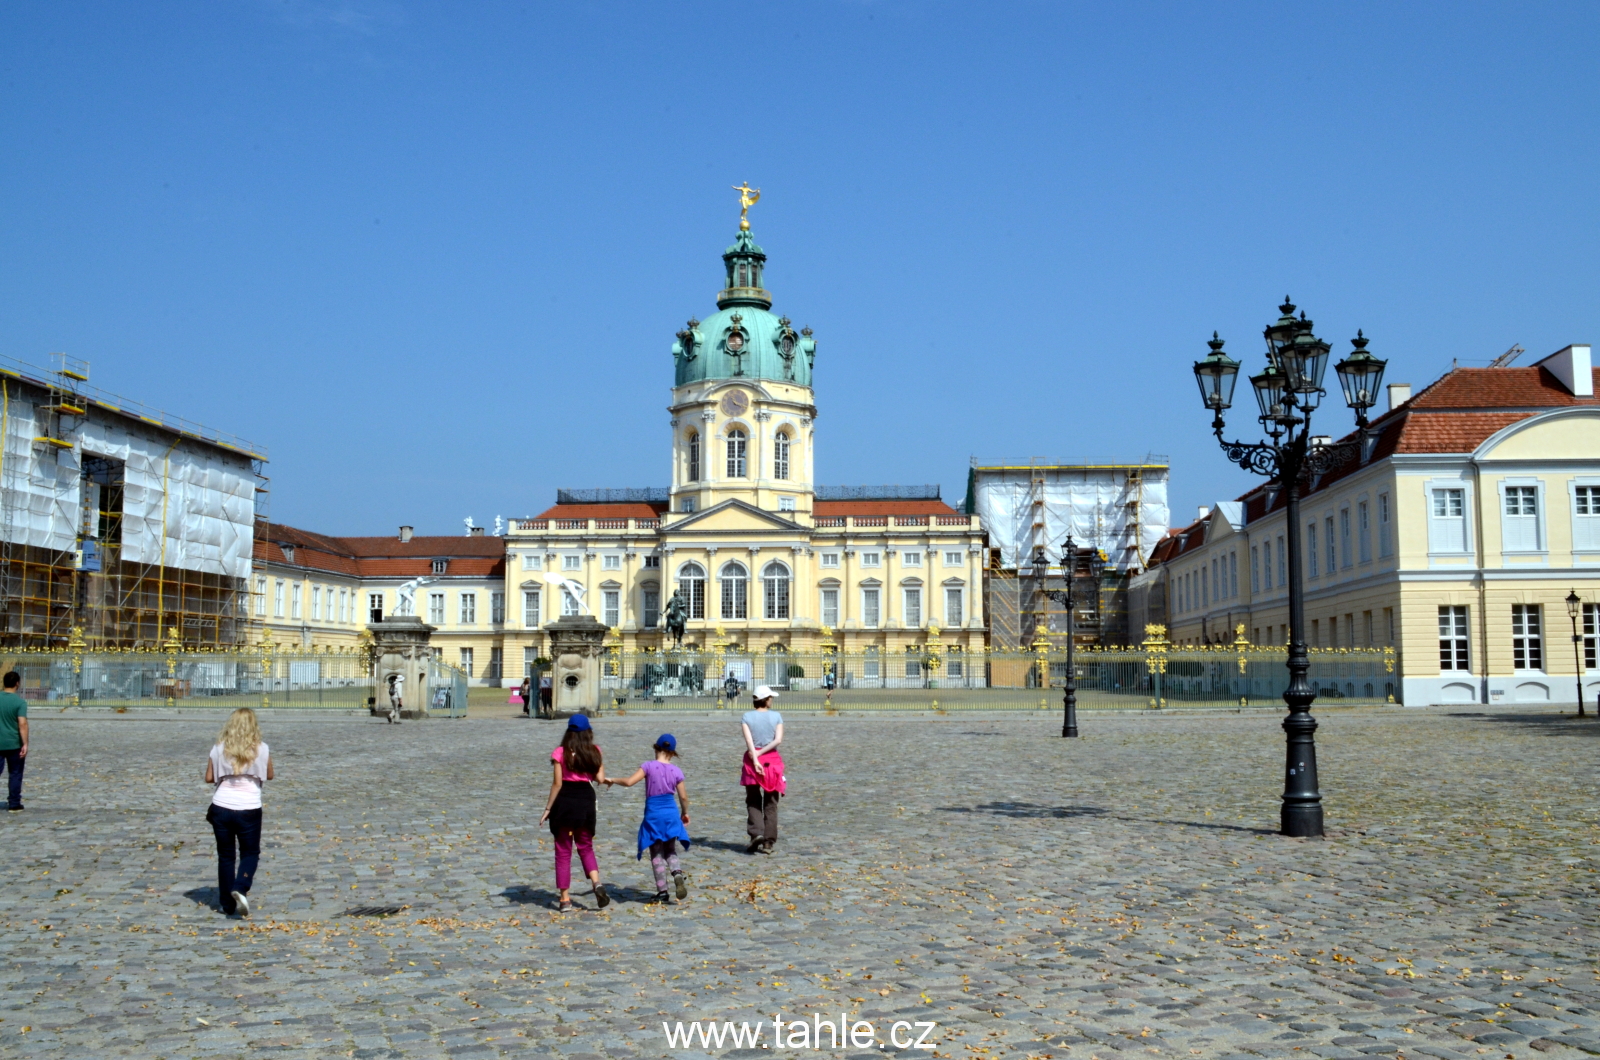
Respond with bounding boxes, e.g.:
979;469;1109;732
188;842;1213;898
672;227;816;388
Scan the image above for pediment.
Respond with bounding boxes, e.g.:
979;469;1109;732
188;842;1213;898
667;499;802;533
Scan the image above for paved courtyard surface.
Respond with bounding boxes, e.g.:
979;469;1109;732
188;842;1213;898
3;706;1600;1060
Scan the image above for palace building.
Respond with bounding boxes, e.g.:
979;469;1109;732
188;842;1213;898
500;206;987;670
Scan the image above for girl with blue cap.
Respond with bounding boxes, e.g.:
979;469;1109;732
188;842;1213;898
608;734;692;904
538;713;610;912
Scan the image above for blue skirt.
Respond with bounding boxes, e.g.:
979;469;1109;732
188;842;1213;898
637;793;692;858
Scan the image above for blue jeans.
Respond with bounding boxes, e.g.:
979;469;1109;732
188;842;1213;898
0;749;22;808
207;805;262;913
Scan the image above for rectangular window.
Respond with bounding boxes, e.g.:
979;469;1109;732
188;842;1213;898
1251;546;1260;593
561;586;580;616
491;591;505;624
522;553;543;571
524;646;538;679
821;552;841;568
945;587;963;626
1311;618;1320;647
1276;536;1285;587
272;580;284;618
643;586;660;628
1384;607;1394;645
290;583;301;620
726;432;747;477
460;647;474;677
1358;501;1371;563
820;588;839;627
1339;509;1351;568
1431;488;1467;552
1230;551;1238;597
1503;485;1540;551
721;574;747;620
902;551;923;568
906;646;922;678
523;589;541;628
339;588;348;623
1363;610;1373;647
862;588;880;628
778;495;796;512
680;498;696;513
603;589;620;627
311;586;322;621
1378;493;1392;556
1577;486;1600;551
1307;523;1319;577
432;558;448;575
643;555;661;568
946;647;963;678
1325;516;1337;574
943;551;963;566
428;592;445;624
1344;613;1355;648
562;554;582;571
1329;616;1338;647
460;593;477;625
1585;603;1597;670
255;577;267;616
1202;564;1209;607
860;551;881;568
764;572;789;620
1512;604;1543;670
1439;606;1469;670
488;647;502;681
602;554;621;571
369;592;384;623
863;648;880;679
904;587;922;626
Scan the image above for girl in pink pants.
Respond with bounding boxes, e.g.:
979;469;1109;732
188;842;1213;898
538;714;610;912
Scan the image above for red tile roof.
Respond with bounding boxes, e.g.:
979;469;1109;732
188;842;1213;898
255;522;506;578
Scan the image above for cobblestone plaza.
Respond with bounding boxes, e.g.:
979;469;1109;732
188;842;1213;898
3;706;1599;1060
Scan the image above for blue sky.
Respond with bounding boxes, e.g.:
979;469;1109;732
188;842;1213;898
1;2;1596;536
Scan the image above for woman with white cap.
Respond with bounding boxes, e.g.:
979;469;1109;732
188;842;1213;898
740;685;785;854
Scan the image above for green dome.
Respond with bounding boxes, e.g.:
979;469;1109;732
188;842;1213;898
671;227;816;388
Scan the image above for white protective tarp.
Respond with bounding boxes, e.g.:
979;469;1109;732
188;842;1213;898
0;390;256;580
971;466;1170;572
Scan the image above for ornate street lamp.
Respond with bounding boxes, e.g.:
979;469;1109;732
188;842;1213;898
1193;299;1386;838
1567;590;1586;717
1038;534;1102;738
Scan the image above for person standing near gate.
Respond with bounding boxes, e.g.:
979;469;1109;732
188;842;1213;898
740;686;784;854
0;671;28;811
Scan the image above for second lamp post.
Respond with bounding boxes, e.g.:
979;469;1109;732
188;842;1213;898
1192;299;1387;838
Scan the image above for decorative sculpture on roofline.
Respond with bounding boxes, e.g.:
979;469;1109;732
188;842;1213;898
663;589;689;647
733;182;760;230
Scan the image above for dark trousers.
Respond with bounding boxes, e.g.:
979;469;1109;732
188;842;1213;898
207;805;262;913
745;785;779;844
0;749;22;808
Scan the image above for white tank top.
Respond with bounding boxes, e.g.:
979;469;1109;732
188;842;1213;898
210;743;270;810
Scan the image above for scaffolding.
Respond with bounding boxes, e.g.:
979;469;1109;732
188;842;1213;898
0;354;266;649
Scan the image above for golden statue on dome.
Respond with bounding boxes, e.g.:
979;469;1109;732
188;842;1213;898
732;182;761;229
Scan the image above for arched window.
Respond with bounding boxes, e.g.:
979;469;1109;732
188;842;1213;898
763;561;790;620
773;431;790;480
726;429;747;478
677;562;706;620
686;430;700;482
720;561;748;620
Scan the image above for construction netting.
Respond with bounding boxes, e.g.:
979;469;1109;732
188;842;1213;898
968;464;1170;572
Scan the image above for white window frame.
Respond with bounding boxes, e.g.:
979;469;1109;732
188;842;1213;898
428;592;445;625
762;561;791;620
778;495;796;512
1498;479;1545;554
1512;603;1543;671
460;592;477;625
642;584;660;629
602;588;620;627
255;577;267;616
491;591;505;625
273;580;285;618
1307;523;1319;578
773;431;790;480
820;587;839;627
860;551;882;568
561;585;581;617
1574;480;1600;553
902;551;923;568
1427;482;1471;554
1325;516;1336;575
820;551;841;569
677;562;706;620
602;554;622;571
686;430;700;482
719;561;748;620
1357;499;1371;564
1250;546;1260;593
368;592;384;623
562;554;582;571
523;588;541;628
944;586;963;627
311;585;322;621
521;553;543;571
861;586;881;628
1378;492;1392;557
459;647;474;677
290;583;302;620
903;586;922;627
942;550;963;567
1339;508;1352;569
643;554;661;568
726;428;747;478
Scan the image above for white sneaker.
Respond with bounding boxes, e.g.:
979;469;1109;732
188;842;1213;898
231;891;250;917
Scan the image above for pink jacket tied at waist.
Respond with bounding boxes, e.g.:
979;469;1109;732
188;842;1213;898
741;749;786;794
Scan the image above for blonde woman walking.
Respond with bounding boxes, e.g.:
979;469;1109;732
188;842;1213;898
204;708;273;917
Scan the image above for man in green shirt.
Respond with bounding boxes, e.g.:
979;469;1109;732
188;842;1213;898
0;670;28;811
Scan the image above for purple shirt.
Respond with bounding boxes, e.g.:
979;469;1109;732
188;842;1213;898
641;760;684;797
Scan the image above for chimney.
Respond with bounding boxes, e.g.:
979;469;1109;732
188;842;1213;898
1534;344;1594;397
1387;383;1411;410
469;526;485;537
398;526;413;543
1197;505;1211;520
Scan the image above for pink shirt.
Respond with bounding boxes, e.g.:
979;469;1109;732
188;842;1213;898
551;744;602;783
